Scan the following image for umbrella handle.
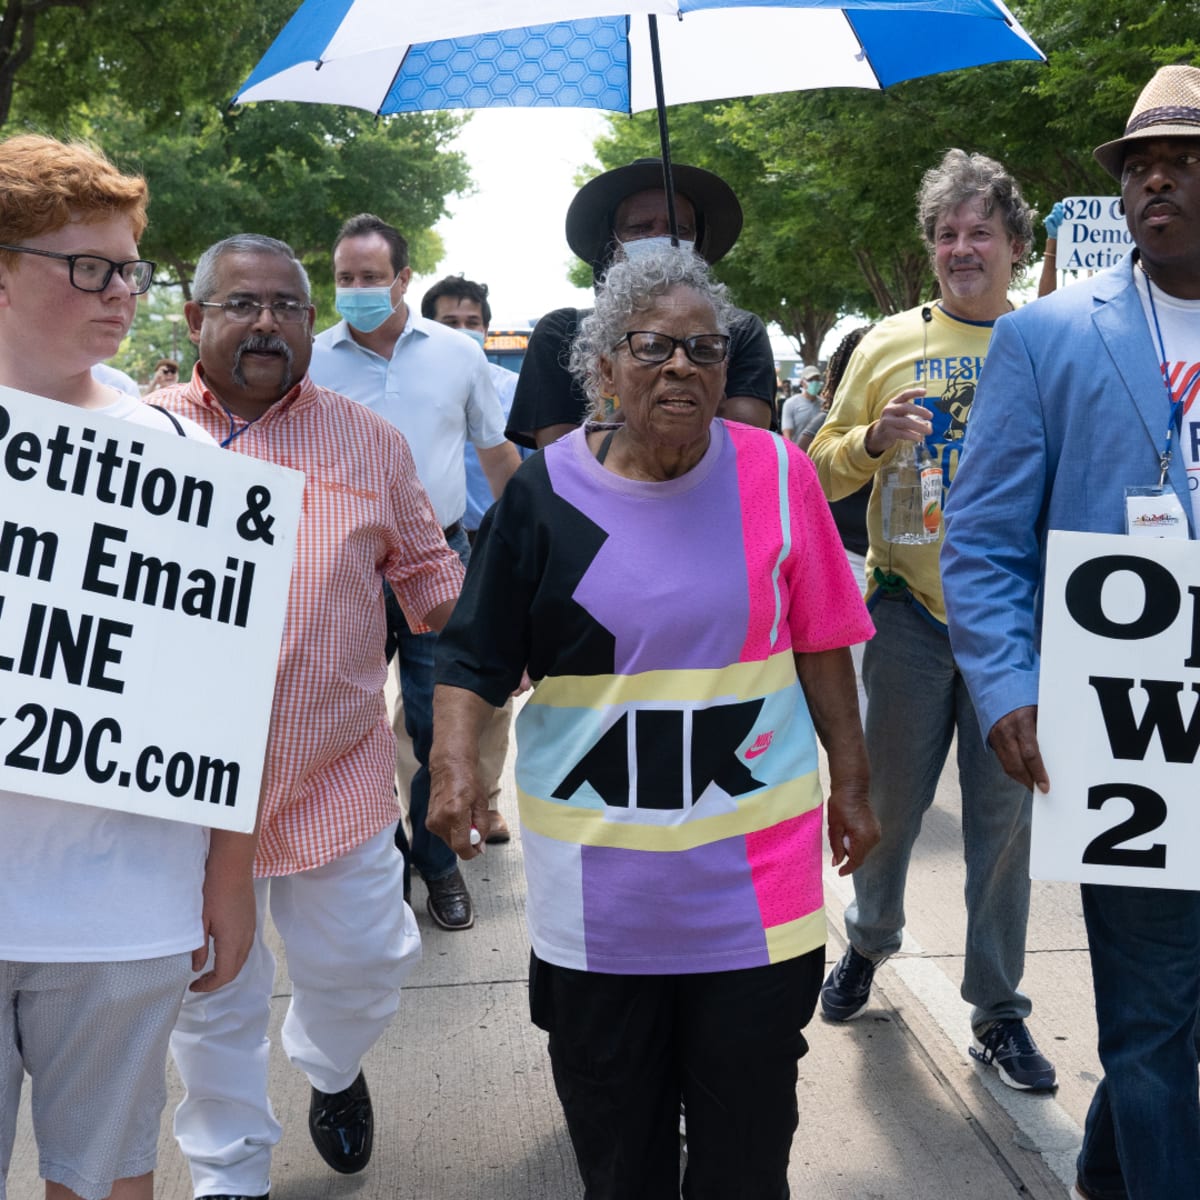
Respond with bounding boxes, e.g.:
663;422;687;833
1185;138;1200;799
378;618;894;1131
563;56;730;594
647;14;680;248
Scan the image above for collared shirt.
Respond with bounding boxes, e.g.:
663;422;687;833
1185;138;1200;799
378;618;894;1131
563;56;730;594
465;363;526;531
155;369;464;876
310;312;506;528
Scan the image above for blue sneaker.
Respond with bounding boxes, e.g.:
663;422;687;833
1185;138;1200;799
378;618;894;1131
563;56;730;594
820;946;878;1021
969;1019;1057;1091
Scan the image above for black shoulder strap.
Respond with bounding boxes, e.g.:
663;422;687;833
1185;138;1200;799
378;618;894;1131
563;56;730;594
596;428;617;464
147;403;186;436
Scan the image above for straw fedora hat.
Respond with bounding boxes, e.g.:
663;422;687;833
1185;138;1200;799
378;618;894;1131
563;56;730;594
1094;64;1200;180
565;158;743;270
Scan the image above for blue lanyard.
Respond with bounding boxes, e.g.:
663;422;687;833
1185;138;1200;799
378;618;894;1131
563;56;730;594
219;405;259;448
1142;262;1184;486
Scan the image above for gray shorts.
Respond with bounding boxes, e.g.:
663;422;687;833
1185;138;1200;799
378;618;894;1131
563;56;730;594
1;953;192;1200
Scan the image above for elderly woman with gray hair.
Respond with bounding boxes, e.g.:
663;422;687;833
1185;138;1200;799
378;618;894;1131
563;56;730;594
429;245;878;1199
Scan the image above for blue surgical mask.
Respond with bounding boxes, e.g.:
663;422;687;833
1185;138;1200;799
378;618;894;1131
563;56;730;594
335;285;398;333
460;328;487;348
805;379;822;397
619;235;696;261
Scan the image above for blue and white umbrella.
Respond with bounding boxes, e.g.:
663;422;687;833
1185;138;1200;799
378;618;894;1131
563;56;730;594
235;0;1042;117
234;0;1043;239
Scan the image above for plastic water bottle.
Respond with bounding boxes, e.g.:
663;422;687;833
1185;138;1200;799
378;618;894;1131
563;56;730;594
881;440;941;544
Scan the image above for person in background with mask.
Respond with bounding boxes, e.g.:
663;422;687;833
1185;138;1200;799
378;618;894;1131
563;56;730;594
310;215;520;933
781;364;824;444
506;159;777;449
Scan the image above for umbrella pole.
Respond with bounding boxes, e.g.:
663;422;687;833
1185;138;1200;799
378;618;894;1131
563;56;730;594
646;15;679;247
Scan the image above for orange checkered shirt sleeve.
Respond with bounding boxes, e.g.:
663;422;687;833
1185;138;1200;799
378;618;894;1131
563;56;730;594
154;371;464;876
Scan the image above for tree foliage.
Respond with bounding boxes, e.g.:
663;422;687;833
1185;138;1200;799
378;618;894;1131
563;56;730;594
0;0;472;380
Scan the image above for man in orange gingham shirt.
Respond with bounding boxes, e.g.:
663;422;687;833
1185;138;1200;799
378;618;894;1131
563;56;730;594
154;234;463;1200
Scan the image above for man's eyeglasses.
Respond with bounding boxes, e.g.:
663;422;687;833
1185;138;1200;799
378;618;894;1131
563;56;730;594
197;299;310;324
616;331;730;366
0;243;156;294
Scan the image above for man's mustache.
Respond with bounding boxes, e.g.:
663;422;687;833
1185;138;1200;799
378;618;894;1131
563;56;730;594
232;333;295;390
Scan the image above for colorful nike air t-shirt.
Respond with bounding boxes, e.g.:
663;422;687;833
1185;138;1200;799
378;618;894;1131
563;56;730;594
437;420;874;975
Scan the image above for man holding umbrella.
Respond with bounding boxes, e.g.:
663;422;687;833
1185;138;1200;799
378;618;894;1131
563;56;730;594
505;158;777;449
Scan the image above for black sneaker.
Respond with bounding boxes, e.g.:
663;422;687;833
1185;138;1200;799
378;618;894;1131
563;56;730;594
969;1019;1057;1091
820;946;878;1021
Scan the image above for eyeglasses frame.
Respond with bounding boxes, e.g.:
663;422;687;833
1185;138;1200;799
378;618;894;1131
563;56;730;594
196;299;312;324
0;243;156;295
615;330;731;367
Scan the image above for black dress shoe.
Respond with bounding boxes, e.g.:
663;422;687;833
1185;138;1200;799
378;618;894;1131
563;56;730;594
425;866;474;930
308;1070;373;1174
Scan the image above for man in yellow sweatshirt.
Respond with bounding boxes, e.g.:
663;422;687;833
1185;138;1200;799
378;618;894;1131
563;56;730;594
809;148;1057;1093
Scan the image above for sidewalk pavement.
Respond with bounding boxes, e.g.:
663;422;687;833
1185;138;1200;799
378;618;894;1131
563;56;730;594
10;720;1096;1200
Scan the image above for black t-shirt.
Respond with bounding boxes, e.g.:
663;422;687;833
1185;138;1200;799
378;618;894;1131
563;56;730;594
506;304;777;449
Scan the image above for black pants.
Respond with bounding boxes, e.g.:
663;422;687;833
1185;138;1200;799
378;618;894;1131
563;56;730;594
530;947;823;1200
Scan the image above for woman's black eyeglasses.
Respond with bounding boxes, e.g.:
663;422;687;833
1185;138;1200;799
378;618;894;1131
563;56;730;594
616;331;730;366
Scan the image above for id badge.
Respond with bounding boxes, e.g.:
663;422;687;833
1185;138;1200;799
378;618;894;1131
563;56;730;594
1124;485;1190;538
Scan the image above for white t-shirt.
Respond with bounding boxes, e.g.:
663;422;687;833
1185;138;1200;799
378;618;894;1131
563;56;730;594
1134;268;1200;530
91;361;142;398
0;392;216;961
310;313;505;528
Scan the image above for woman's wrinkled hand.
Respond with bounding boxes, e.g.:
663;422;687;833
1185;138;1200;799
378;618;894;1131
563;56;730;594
428;756;489;860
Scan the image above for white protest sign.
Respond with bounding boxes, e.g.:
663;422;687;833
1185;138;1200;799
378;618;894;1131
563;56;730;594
0;385;303;832
1035;530;1200;890
1056;196;1133;272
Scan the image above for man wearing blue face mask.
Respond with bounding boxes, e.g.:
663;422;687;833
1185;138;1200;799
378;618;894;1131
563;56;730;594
506;159;777;448
311;215;521;933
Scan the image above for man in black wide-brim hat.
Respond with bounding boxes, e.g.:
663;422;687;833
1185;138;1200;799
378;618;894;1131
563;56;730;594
505;158;777;449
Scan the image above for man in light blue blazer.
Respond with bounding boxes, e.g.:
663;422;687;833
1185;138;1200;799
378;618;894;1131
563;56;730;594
942;65;1200;1200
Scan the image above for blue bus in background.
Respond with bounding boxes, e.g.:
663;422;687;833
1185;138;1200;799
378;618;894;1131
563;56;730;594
484;328;532;376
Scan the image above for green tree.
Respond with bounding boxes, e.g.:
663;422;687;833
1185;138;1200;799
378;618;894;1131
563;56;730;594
85;99;466;295
0;0;472;374
2;0;296;132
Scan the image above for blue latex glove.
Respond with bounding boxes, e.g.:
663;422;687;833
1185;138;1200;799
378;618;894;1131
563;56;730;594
1044;200;1065;240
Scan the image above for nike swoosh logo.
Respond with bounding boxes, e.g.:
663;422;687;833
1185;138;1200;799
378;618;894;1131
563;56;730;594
745;732;774;759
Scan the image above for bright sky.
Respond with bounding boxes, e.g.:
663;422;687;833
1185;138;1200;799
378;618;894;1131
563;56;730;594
407;108;605;329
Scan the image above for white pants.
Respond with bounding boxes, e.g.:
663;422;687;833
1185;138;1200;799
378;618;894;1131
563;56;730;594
170;826;421;1197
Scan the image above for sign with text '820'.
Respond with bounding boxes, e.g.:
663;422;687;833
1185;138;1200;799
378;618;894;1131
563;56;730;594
1036;531;1200;890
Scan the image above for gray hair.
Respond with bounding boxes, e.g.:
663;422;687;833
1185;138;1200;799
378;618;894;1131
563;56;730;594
569;245;735;414
916;149;1034;280
193;233;311;303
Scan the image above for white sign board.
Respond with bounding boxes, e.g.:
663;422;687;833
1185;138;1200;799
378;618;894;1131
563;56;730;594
1057;196;1133;272
0;386;303;832
1036;531;1200;890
